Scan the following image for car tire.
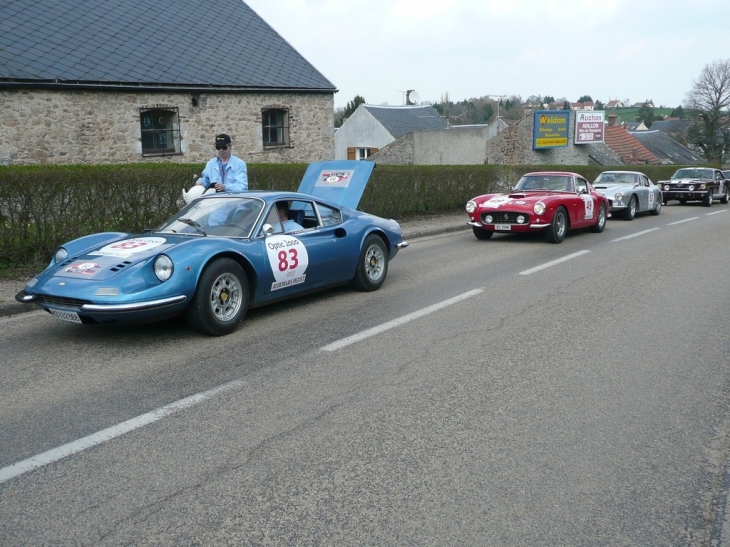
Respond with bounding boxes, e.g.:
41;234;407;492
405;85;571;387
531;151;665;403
186;258;248;336
472;227;493;240
545;206;567;243
678;198;687;204
722;191;729;204
589;203;607;233
703;189;713;207
650;199;662;216
352;234;388;292
623;195;637;220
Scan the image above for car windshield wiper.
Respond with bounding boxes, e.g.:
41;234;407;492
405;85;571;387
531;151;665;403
178;218;207;236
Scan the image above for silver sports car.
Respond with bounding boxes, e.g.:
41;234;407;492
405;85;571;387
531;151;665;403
593;171;662;220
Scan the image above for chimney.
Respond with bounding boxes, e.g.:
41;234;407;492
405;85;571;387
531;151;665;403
608;109;617;127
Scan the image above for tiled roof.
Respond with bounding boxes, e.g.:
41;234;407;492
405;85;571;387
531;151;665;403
604;125;660;164
363;105;448;139
628;130;704;165
0;0;336;91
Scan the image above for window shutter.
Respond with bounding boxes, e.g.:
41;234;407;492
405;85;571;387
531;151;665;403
369;148;378;155
347;147;356;160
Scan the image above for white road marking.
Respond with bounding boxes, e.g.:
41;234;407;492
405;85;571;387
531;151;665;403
668;217;699;225
519;250;591;276
706;210;727;216
0;379;245;485
612;228;661;242
320;288;484;352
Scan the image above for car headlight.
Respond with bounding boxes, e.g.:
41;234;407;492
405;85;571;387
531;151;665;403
614;192;623;204
664;184;670;191
516;215;526;224
466;200;477;213
484;214;493;224
54;247;68;263
154;255;174;281
688;185;695;191
699;184;706;190
533;202;546;215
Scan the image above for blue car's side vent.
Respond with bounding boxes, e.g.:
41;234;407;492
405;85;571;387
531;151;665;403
110;261;133;272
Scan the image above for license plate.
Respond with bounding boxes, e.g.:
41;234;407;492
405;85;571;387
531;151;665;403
50;309;82;324
494;224;511;231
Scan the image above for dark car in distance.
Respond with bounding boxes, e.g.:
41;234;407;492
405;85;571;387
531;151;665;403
659;167;728;206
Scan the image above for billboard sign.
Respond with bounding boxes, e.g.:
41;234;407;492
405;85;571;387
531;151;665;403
574;111;605;144
533;110;570;149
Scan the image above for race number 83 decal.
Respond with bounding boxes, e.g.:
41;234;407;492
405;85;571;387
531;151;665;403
266;235;309;291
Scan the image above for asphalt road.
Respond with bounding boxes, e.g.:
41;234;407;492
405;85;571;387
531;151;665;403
2;203;730;546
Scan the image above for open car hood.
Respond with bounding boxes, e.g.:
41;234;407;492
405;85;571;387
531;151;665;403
297;160;375;210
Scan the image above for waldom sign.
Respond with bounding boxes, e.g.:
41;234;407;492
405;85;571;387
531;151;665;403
533;110;570;149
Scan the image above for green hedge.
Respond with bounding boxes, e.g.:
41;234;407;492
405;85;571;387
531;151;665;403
0;162;697;273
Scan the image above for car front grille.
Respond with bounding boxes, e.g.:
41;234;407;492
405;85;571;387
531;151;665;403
37;295;92;308
482;211;526;224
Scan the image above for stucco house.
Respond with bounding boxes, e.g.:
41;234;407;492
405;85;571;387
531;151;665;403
0;0;337;165
335;104;447;161
369;118;509;165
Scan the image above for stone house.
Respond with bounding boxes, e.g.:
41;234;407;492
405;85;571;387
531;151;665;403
0;0;337;166
484;112;623;166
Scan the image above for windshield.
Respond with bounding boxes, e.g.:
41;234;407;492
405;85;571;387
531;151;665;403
672;168;713;180
515;175;573;192
156;197;264;237
595;172;638;185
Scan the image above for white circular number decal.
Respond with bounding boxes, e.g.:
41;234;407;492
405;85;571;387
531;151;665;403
266;235;309;291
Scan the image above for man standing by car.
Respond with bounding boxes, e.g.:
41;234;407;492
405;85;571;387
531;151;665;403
197;134;248;193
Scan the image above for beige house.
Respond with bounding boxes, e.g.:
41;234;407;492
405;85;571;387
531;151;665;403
0;1;337;166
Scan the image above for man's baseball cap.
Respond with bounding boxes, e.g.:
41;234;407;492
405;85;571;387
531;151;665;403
214;134;232;147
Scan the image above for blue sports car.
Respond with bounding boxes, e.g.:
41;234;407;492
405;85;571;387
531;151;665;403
16;161;408;335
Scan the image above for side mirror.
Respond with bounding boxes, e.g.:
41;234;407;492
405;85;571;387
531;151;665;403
261;223;275;237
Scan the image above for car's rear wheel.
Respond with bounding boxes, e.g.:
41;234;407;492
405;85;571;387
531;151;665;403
352;234;388;292
545;206;567;243
623;195;637;220
186;258;248;336
589;203;607;233
650;198;662;216
472;226;493;240
703;189;713;207
721;190;729;204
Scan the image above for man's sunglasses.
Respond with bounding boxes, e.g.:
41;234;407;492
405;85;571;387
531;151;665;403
216;145;229;150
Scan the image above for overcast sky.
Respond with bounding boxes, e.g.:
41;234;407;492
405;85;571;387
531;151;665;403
244;0;728;110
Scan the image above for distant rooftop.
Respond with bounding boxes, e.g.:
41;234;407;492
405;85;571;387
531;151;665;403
363;105;448;139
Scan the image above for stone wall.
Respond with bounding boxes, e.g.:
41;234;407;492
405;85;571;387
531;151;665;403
0;89;334;165
485;113;593;165
368;134;415;164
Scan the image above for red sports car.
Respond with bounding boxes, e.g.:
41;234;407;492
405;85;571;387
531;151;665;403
466;171;609;243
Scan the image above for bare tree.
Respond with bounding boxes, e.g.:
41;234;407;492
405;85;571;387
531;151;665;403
684;59;730;163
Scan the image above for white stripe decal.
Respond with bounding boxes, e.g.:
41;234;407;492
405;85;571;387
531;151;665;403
320;289;484;352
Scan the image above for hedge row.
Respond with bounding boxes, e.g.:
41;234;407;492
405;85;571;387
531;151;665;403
0;162;692;272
